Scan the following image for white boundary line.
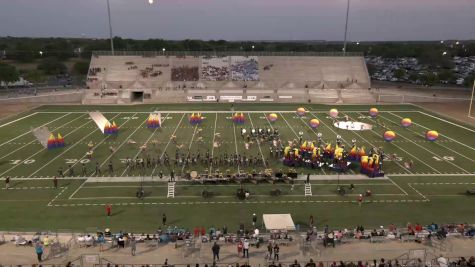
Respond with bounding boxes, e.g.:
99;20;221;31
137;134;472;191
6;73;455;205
0;113;86;160
0;112;38;129
0;115;96;177
418;111;475;134
68;180;87;200
209;113;218;173
0;113;71;148
386;112;475;164
378;113;470;174
354;112;443;174
406;183;429;200
32;110;419;114
390;112;475;152
28;113;124;178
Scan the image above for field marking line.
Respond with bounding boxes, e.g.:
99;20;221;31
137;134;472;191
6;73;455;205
340;112;412;174
149;113;185;177
387;112;475;164
80;182;396;189
100;113;145;168
354;112;443;174
0;113;87;161
0;115;98;177
209;113;218;174
65;113;139;176
406;183;429;201
0;113;71;148
307;112;361;174
68;180;87;200
386;177;409;196
0;112;38;129
120;113;170;176
417;111;475;134
378;113;471;174
248;113;267;168
28;113;124;178
34;110;419;114
47;186;69;207
389;112;475;153
232;121;241;174
181;124;199;174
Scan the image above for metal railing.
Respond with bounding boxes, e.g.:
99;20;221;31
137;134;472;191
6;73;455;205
93;50;363;57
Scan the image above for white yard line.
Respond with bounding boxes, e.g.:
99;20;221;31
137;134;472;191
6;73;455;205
35;110;418;114
389;112;475;153
377;113;470;174
0;115;98;177
150;113;186;177
418;111;475;134
354;112;443;174
232;122;241;174
120;113;170;176
407;183;429;200
305;112;360;174
100;113;144;168
339;112;412;174
181;125;199;174
386;177;409;196
0;112;38;129
0;113;71;148
68;180;87;200
0;113;86;160
248;113;267;168
27;113;124;178
209;113;218;173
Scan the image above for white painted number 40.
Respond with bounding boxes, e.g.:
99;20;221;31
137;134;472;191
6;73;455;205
432;156;454;161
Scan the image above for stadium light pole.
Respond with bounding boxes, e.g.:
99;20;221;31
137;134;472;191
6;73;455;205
106;0;115;56
342;0;350;55
106;0;155;56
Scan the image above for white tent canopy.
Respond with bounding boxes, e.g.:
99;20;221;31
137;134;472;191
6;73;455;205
262;214;296;231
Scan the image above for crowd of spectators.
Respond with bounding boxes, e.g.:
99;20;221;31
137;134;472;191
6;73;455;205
172;66;199;81
202;57;230;81
230;57;259;81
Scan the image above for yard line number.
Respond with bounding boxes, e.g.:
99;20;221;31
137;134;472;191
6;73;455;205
9;159;35;165
432;156;455;161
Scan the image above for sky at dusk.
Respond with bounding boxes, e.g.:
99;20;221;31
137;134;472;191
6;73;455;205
0;0;474;41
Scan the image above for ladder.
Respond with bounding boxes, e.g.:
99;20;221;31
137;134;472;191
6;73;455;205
167;182;175;198
305;183;312;196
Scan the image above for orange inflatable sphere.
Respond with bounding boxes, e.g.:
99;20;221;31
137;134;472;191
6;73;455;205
426;130;439;141
369;107;379;117
329;108;339;118
268;113;278;122
401;118;412;128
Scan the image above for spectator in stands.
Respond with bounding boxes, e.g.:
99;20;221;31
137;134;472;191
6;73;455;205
290;260;301;267
437;255;448;267
131;236;137;256
305;259;316;267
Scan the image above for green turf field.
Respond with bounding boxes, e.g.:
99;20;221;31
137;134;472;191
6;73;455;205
0;103;474;232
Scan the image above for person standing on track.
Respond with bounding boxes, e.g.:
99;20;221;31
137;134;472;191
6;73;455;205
106;204;112;217
162;213;167;225
108;161;114;176
53;176;58;189
5;176;10;189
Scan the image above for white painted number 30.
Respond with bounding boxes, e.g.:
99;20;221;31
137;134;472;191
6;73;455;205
65;159;90;164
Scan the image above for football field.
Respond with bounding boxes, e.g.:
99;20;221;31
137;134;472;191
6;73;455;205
0;103;474;232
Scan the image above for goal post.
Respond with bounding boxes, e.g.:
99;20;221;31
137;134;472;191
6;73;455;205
469;79;475;119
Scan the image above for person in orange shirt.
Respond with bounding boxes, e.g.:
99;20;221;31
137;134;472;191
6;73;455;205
105;204;112;217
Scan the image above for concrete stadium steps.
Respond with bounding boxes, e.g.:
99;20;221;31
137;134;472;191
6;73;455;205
340;89;376;103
